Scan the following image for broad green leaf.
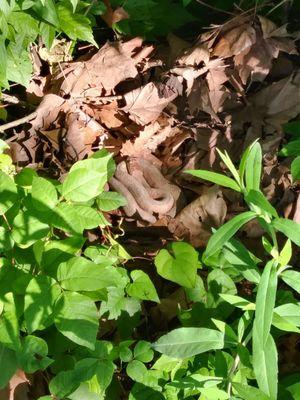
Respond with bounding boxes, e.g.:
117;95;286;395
54;292;99;349
129;383;164;400
203;211;256;261
100;286;141;320
74;205;103;230
24;276;61;333
57;256;120;291
41;236;85;276
245;190;278;218
281;270;300;294
154;242;199;288
199;387;229;399
0;343;17;389
97;191;127;211
153;327;224;359
12;210;50;247
33;0;59;27
245;142;262;191
186;170;241;192
0;225;14;251
49;358;98;398
273;218;300;246
15;168;37;187
126;360;157;386
39;22;56;48
18;335;52;373
31;176;58;211
134;341;154;363
252;333;278;400
0;171;18;215
67;383;100;400
57;2;96;45
127;270;159;303
0;292;20;350
62;168;104;202
232;383;271;400
279;139;300;157
291;156;300;180
6;42;32;87
283;121;300;137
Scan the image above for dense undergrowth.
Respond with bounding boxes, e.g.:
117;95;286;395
1;1;300;399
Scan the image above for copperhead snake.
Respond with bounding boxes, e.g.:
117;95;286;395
109;159;181;223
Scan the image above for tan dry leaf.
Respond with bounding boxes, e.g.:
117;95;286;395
0;370;29;400
122;82;178;125
213;23;256;58
64;109;105;159
94;101;125;129
206;63;229;112
177;43;210;66
188;78;220;121
169;185;227;247
59;40;142;97
31;94;68;131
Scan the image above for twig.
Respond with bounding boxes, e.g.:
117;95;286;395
194;0;236;15
0;111;37;133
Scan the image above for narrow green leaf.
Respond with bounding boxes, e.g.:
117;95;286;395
273;218;300;246
232;383;271;400
253;261;278;399
54;292;99;350
186;170;241;192
239;140;259;184
216;148;240;184
252;333;278;400
153;327;224;359
281;270;300;294
155;242;199;288
203;211;257;261
253;261;277;345
219;294;255;310
245;190;278;218
245;142;262;191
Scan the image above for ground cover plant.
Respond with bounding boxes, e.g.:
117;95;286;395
1;0;300;399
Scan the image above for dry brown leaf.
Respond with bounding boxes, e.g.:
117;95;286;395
64;109;105;159
94;102;125;129
122;82;178;125
188;79;220;121
31;94;68;131
169;185;227;247
59;40;144;97
0;370;29;400
177;43;210;66
213;23;256;58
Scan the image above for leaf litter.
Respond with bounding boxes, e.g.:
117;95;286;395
1;12;300;252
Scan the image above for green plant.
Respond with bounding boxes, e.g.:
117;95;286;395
0;0;105;90
131;141;300;400
0;145;165;398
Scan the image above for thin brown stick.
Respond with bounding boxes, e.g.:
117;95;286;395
195;0;236;15
0;111;37;133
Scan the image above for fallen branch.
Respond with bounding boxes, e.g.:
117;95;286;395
0;112;37;133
